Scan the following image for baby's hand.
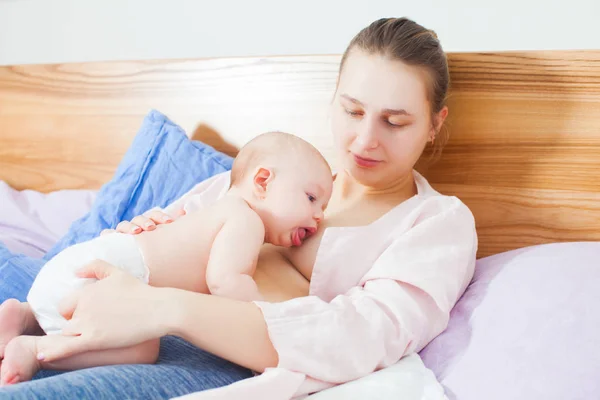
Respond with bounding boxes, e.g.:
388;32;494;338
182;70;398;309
100;209;185;236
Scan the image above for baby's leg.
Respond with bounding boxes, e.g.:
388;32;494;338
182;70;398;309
0;335;159;385
0;300;42;360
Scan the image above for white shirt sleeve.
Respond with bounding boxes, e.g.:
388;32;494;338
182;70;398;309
143;171;231;218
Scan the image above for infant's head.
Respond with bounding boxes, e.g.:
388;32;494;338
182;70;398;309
230;132;333;247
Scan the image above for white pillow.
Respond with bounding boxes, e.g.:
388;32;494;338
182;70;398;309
420;242;600;400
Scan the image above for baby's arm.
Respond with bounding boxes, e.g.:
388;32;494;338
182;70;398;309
205;208;265;302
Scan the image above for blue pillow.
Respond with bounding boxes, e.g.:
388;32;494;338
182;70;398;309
44;109;233;260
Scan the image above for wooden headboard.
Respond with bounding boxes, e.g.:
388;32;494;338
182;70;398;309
1;51;599;258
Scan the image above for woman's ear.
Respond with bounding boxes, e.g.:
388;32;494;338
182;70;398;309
432;106;449;136
253;167;274;199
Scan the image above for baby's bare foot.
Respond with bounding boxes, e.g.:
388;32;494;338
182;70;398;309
0;299;28;361
0;336;40;385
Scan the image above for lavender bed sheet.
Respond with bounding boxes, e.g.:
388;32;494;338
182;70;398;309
0;181;96;258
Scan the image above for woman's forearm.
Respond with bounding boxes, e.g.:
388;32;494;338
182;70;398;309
156;287;279;372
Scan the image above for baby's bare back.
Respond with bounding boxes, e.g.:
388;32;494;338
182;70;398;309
134;197;247;293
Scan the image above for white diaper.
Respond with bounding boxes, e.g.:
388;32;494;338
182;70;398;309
27;233;149;335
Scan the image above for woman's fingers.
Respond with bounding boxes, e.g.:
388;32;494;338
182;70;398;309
37;335;90;362
132;215;157;231
76;259;120;281
145;210;174;224
131;211;174;231
61;319;82;336
57;289;84;321
116;220;142;234
113;209;178;235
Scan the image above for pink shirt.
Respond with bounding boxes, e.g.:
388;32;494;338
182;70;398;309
164;170;478;400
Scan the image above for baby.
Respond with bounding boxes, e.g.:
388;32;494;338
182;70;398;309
0;131;333;385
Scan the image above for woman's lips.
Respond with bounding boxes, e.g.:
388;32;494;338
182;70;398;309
353;154;381;168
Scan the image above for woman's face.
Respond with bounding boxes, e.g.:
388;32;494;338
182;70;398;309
330;49;446;189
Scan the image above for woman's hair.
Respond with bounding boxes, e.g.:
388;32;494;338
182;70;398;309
338;17;450;158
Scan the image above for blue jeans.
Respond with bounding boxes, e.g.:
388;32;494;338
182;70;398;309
0;245;254;399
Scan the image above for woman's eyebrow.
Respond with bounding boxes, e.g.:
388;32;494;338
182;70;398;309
340;94;363;106
341;94;412;116
383;108;412;116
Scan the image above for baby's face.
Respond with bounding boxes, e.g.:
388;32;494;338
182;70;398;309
262;160;332;247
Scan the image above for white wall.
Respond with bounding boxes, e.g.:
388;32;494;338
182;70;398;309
1;0;599;66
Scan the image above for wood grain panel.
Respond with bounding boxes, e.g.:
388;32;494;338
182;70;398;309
0;56;339;192
421;51;600;256
1;51;600;258
436;184;600;257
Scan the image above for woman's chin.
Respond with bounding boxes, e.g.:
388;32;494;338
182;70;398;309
345;161;380;179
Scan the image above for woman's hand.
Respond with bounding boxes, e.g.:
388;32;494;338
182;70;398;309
38;260;171;362
100;208;185;236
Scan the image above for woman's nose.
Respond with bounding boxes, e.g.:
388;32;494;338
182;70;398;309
355;119;379;150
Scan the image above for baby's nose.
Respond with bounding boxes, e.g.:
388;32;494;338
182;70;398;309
314;210;324;223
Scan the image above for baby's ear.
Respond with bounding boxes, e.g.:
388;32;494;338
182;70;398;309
253;167;274;198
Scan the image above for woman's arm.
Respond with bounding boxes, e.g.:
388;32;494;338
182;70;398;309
39;261;278;372
160;287;278;371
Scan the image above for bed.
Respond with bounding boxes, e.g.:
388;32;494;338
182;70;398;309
1;51;599;399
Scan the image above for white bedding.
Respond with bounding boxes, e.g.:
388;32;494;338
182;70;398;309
176;353;446;400
305;354;447;400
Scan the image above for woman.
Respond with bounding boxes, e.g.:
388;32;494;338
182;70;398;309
0;17;477;399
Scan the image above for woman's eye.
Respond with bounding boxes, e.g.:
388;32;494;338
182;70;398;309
344;108;362;117
387;120;408;128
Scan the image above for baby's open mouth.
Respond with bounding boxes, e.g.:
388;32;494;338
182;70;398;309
292;227;316;246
